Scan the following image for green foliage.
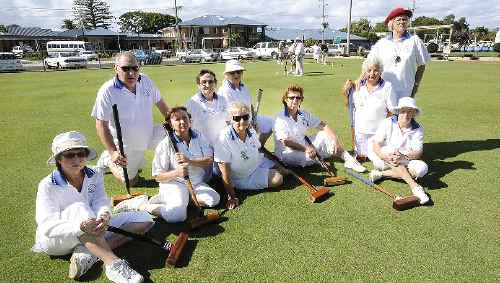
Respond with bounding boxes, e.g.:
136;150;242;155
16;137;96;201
72;0;113;29
0;60;499;282
304;38;316;47
61;19;76;30
0;24;5;33
373;22;387;33
412;16;443;26
229;32;241;46
118;11;179;34
494;43;500;52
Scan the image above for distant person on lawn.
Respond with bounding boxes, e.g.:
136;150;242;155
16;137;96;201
368;97;430;204
33;131;152;282
367;7;430;99
92;51;169;187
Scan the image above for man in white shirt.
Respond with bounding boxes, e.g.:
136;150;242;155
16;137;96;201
294;37;305;76
91;51;169;186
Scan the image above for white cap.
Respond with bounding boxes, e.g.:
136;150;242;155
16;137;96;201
47;131;97;165
224;59;246;74
396;97;421;116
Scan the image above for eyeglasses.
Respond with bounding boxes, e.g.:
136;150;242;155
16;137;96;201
119;66;139;72
61;150;87;159
199;80;215;85
228;70;242;75
287;96;303;101
394;17;409;22
232;114;250;122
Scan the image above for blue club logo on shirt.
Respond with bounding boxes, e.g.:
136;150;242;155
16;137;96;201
87;184;97;193
240;150;249;160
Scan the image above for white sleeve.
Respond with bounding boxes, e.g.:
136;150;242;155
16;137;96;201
89;168;111;217
91;86;112;121
414;36;431;66
273;115;290;141
35;181;84;239
410;126;424;151
152;139;174;177
373;118;390;144
213;134;232;163
306;111;322;129
384;83;398;113
146;75;162;104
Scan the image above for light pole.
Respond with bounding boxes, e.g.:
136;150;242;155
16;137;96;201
346;0;352;56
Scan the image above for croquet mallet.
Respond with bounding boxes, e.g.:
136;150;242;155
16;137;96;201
260;147;329;202
251;89;263;129
303;136;348;186
164;125;220;229
111;104;145;205
107;226;188;267
345;168;420;211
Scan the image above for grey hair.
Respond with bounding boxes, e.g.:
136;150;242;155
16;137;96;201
227;101;250;116
114;51;138;65
387;19;394;32
362;54;384;73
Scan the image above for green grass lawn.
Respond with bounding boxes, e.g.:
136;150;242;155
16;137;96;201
0;58;499;282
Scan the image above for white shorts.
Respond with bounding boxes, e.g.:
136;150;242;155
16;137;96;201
150;182;220;223
281;130;334;167
232;158;273;190
368;145;428;178
34;202;153;256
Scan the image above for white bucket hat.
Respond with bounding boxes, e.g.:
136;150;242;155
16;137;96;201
224;59;246;74
396;97;421;116
47;131;97;165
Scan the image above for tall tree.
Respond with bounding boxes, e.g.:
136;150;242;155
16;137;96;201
119;11;178;34
0;25;6;33
73;0;113;29
412;16;442;26
61;19;76;30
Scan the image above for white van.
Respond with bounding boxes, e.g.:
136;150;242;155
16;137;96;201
46;41;94;53
252;42;279;59
0;52;24;72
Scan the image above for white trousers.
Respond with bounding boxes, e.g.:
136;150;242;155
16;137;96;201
34;202;153;256
151;182;220;223
367;145;428;178
295;55;304;75
281;131;334;167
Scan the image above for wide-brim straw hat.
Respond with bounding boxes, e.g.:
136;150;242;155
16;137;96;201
224;59;246;74
47;131;97;165
395;97;421;116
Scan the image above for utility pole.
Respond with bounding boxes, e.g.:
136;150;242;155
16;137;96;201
346;0;352;56
320;0;329;43
174;0;182;49
409;0;416;33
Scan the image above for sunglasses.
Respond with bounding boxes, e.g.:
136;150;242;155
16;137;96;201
232;114;250;122
61;150;87;159
199;80;215;85
120;66;139;72
287;96;303;101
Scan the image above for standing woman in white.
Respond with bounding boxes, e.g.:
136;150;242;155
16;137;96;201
368;8;430;99
343;54;398;159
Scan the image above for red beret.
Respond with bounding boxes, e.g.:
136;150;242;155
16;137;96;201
384;8;413;24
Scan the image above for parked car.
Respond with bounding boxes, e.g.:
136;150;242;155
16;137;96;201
235;47;258;59
175;48;189;61
327;44;343;55
220;47;246;60
44;52;87;69
79;50;99;61
153;48;173;57
145;50;162;64
252;42;279;59
130;49;148;64
0;52;24;72
11;45;34;58
200;49;218;62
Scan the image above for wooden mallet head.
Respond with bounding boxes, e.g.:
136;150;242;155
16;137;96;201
166;232;189;267
190;211;220;229
310;187;330;202
323;176;348;186
392;195;421;211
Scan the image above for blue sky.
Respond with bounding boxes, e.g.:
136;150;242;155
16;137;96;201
1;0;498;31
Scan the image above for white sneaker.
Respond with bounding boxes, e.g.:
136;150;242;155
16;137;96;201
113;195;148;214
344;154;367;173
412;186;429;204
105;259;143;283
68;245;100;279
369;169;382;183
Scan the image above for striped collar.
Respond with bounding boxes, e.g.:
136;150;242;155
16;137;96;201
360;78;385;87
284;106;302;117
51;166;95;186
171;129;199;144
198;91;218;103
113;75;142;89
391;115;420;130
386;31;411;41
229;126;252;140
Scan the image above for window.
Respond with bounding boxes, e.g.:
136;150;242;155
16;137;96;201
203;27;209;35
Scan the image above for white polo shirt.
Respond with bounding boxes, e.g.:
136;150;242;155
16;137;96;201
273;108;321;157
34;166;110;248
91;74;162;151
369;32;430;97
218;79;252;108
186;92;229;145
214;126;261;179
152;129;213;186
372;115;424;155
353;79;397;134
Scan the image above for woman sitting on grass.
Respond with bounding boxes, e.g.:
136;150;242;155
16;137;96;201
273;84;366;172
343;54;397;160
33;131;151;283
114;107;220;222
368;97;429;204
214;101;286;209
